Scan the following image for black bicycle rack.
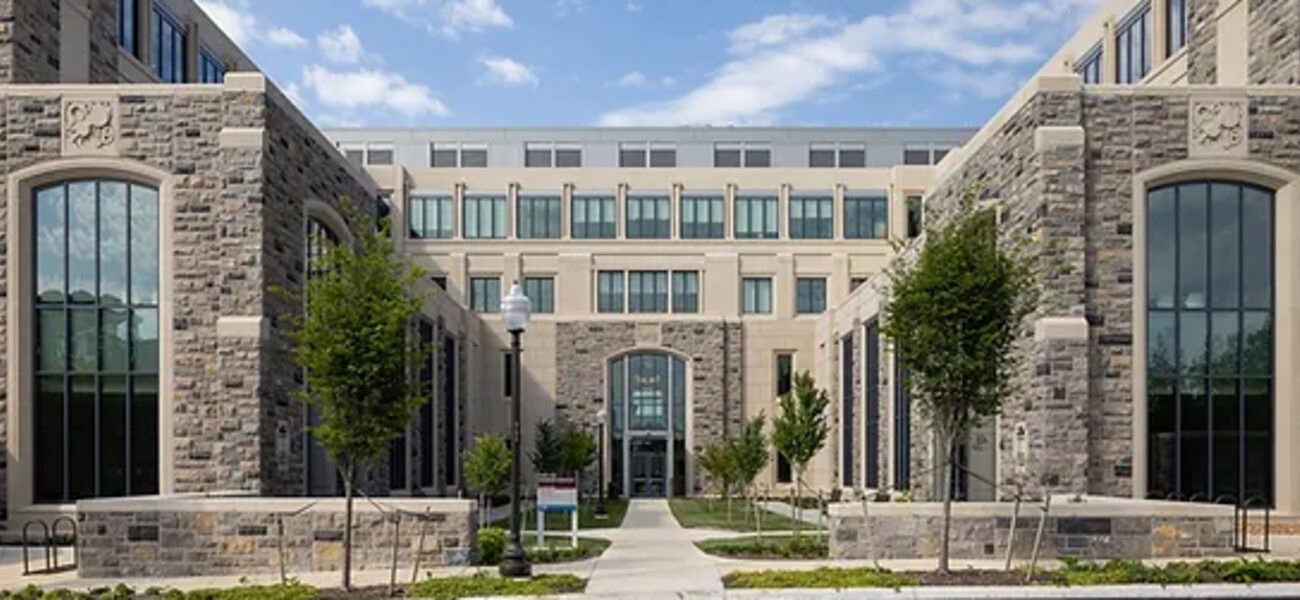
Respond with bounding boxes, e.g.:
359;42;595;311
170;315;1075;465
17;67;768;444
21;517;77;575
1234;496;1271;553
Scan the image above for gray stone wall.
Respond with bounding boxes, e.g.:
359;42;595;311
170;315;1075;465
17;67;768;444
76;498;475;578
0;0;60;84
1186;0;1218;84
88;0;117;83
554;320;742;494
1249;0;1300;85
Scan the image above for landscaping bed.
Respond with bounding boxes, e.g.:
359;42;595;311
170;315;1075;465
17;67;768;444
490;498;628;530
4;575;586;600
669;498;808;532
723;558;1300;589
695;535;828;559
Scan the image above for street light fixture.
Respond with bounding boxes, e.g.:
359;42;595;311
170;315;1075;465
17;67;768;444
594;408;608;518
499;282;532;578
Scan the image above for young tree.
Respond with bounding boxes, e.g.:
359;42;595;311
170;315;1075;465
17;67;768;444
771;373;829;533
463;434;511;527
282;201;429;590
880;197;1036;574
696;439;737;516
558;428;598;503
731;414;770;522
531;420;564;474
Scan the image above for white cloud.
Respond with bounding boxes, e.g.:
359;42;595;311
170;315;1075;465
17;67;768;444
283;82;308;108
613;71;647;87
478;56;539;87
626;1;642;11
318;25;365;64
302;65;450;117
932;67;1023;99
266;27;308;49
660;76;676;86
598;0;1102;126
556;0;585;17
196;0;259;47
442;0;513;35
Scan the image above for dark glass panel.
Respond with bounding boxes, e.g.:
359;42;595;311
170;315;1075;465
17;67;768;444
102;308;129;372
1178;312;1206;375
98;181;128;305
99;375;128;497
1178;183;1208;310
70;309;97;372
35;376;65;502
610;358;624;438
68;375;96;499
1148;311;1176;375
1147;378;1176;498
131;375;159;495
1241;186;1272;309
37;309;66;373
1210;378;1240;500
68;182;97;304
1209;184;1240;309
672;357;685;438
1241;312;1271;376
1242;378;1271;503
36;185;66;303
1147;186;1176;309
1208;312;1238;377
132;308;159;373
1180;378;1209;499
130;185;159;305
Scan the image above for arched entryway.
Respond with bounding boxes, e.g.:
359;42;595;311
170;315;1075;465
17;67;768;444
608;352;687;497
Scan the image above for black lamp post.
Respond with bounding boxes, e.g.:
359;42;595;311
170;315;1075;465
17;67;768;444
594;409;607;518
499;282;532;578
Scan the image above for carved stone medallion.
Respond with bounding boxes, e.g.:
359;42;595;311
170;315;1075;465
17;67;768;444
1188;97;1248;158
62;98;119;156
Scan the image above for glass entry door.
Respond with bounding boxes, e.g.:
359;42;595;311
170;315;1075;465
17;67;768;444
630;437;667;497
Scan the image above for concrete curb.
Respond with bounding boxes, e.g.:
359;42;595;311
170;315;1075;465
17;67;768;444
479;583;1300;599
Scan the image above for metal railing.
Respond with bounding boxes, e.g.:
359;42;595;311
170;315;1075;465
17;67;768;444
22;517;77;575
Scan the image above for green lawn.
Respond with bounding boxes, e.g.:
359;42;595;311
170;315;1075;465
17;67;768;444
695;534;828;559
491;498;628;530
408;573;585;598
668;498;809;532
521;532;611;564
724;567;917;589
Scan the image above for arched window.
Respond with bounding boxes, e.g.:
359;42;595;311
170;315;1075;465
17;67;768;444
1146;181;1272;504
608;353;686;497
34;180;159;502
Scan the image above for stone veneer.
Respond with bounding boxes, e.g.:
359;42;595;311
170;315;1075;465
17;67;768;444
1248;0;1300;85
75;495;475;577
554;320;742;493
828;497;1236;560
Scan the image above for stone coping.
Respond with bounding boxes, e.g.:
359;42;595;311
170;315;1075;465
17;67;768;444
75;492;474;514
828;495;1235;519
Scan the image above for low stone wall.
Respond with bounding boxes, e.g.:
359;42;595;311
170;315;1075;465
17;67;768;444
75;494;476;578
828;496;1236;560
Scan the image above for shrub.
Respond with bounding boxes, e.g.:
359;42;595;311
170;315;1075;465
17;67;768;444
0;583;320;600
407;573;584;599
474;527;507;566
1050;558;1300;587
723;567;918;589
696;535;827;560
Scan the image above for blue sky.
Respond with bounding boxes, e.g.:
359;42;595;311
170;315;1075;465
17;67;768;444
197;0;1104;128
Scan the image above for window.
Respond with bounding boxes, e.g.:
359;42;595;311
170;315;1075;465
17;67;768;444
502;351;513;397
469;277;500;312
572;194;616;239
789;195;833;239
618;142;677;167
1146;181;1273;504
672;271;699;313
416;319;435;488
1076;45;1104;84
1116;2;1152;84
906;195;924;238
608;353;688;496
516;195;562;239
118;0;137;55
198;48;224;84
851;277;867;291
619;143;646;168
842;335;855;487
430;276;447;290
650;143;676;167
408;195;455;239
864;321;881;488
680;195;724;239
431;143;488;168
809;143;866;168
626;194;671;239
462;195;507;239
597;271;625;313
525;142;581;167
775;352;794;483
845;195;889;239
742;278;772;315
34;180;160;502
903;144;931;166
365;144;394;166
735;195;779;239
894;356;911;491
441;335;457;488
150;3;186;83
628;271;669;313
523;277;555;313
1168;0;1188;55
339;143;364;166
796;278;827;314
714;142;770;168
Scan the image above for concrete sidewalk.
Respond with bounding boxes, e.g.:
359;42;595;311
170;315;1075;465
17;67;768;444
583;498;724;595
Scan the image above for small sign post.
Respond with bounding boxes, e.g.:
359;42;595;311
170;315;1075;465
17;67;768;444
536;475;578;549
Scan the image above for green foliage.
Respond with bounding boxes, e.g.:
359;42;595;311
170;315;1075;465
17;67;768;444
406;573;585;599
771;372;829;477
473;527;507;566
530;420;564;474
667;498;804;532
558;428;597;479
696;535;828;559
0;583;319;600
523;535;612;564
696;438;738;499
280;200;429;484
731;414;770;496
463;435;511;499
1050;557;1300;587
723;567;918;589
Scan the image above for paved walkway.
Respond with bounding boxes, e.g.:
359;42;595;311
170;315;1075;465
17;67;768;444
583;499;724;596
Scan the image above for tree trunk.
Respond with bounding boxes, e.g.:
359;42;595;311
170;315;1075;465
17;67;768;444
342;462;355;591
938;433;955;575
794;470;802;538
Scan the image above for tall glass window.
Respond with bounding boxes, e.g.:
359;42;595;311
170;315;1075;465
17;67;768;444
516;195;562;239
150;3;186;83
34;180;159;502
841;334;854;487
597;271;625;313
572;195;616;239
789;195;833;239
628;271;669;313
905;195;924;238
775;352;793;482
864;321;880;488
1116;2;1152;84
894;357;911;491
469;277;500;313
845;195;888;239
672;271;699;313
608;353;688;497
742;277;772;315
118;0;137;55
1076;45;1103;84
408;195;455;239
1168;0;1188;55
626;195;671;239
735;195;779;239
463;195;507;239
680;195;724;239
1146;181;1273;504
523;277;554;313
199;48;224;84
796;277;827;314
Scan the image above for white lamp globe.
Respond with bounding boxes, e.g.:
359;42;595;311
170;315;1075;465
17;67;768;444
501;282;532;333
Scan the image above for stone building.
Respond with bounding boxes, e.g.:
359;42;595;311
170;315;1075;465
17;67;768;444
821;0;1300;517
